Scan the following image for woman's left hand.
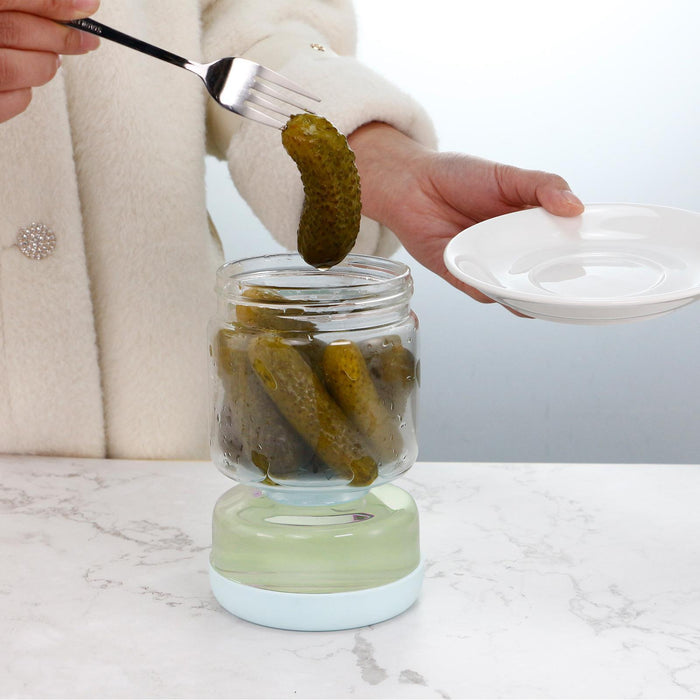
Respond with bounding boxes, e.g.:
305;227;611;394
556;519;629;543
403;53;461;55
348;122;584;304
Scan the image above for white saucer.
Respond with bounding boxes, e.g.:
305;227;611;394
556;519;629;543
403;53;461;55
444;203;700;324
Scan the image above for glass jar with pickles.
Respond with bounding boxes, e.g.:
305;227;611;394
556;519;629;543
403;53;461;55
208;253;423;630
209;253;419;504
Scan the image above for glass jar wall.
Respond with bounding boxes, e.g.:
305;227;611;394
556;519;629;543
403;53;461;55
208;253;419;506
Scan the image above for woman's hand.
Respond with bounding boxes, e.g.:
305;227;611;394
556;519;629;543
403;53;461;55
0;0;100;122
348;122;584;304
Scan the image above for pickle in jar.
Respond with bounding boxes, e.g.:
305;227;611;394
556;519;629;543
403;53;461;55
235;287;316;333
215;329;315;481
361;335;418;415
322;340;402;465
233;287;326;367
248;334;378;487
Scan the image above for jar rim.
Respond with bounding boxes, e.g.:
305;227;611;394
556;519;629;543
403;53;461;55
216;254;412;308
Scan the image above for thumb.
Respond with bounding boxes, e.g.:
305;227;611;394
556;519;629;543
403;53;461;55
496;164;584;217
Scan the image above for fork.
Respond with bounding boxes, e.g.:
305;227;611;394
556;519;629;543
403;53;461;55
65;17;320;129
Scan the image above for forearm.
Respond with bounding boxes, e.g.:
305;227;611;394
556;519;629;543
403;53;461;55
348;121;431;229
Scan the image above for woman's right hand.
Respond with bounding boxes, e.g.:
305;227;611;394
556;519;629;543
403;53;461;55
0;0;100;122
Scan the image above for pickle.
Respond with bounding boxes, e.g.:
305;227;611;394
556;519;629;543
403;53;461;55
215;329;315;481
282;114;361;269
236;287;316;333
361;336;418;415
248;334;378;486
233;287;325;365
322;340;402;464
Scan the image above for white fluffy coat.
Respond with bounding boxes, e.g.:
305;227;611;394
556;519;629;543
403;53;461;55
0;0;436;459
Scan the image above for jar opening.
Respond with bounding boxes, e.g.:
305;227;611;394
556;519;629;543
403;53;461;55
216;254;413;312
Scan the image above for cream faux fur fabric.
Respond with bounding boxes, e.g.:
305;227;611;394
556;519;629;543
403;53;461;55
0;0;436;459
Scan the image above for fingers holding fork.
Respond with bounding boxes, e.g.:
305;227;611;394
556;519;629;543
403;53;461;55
0;0;101;121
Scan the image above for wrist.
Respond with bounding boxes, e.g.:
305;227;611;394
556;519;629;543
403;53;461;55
347;122;429;225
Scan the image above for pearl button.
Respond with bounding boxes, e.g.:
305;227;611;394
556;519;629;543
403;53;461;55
17;223;56;260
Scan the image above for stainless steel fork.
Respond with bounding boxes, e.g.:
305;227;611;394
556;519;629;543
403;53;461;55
66;17;320;129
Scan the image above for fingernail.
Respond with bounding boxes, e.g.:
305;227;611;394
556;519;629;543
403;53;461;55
561;189;584;208
80;32;101;51
73;0;100;17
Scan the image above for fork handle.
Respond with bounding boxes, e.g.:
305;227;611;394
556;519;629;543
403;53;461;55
65;18;192;71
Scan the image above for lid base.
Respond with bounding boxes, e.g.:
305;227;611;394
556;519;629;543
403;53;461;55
209;559;424;631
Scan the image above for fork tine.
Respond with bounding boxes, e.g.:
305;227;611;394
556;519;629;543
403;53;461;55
246;92;300;119
252;80;318;115
255;64;321;102
235;103;287;129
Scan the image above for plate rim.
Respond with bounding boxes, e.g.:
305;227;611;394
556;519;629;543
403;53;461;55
443;202;700;308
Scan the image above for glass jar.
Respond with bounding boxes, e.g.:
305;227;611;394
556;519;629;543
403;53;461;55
208;253;419;506
208;254;423;625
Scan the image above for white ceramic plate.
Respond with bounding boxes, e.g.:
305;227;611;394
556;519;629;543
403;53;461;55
443;203;700;324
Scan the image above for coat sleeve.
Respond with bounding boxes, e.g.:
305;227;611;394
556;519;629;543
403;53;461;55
201;0;437;257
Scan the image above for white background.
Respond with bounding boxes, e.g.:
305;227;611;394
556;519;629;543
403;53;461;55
206;0;700;463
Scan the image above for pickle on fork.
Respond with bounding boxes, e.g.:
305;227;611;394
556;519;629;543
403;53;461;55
282;113;362;269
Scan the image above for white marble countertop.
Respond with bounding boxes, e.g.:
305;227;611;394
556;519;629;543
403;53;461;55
2;456;700;699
